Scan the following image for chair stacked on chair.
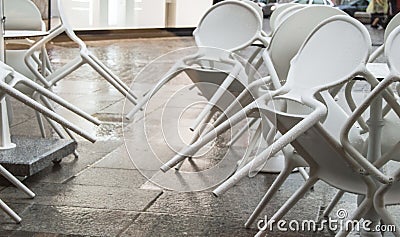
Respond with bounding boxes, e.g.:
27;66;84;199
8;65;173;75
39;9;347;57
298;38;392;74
210;14;400;237
148;3;400;235
125;0;272;124
3;0;100;158
339;21;400;237
23;0;138;106
160;5;347;174
318;11;400;221
0;61;98;223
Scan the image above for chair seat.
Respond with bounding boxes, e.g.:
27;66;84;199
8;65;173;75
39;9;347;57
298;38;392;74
261;97;369;195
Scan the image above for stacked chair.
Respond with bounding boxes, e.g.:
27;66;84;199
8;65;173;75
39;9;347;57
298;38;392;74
0;0;101;222
211;14;400;237
0;61;97;222
23;0;138;105
160;5;348;173
125;0;272;124
318;12;400;221
3;0;101;158
133;1;400;236
213;13;400;237
339;19;400;237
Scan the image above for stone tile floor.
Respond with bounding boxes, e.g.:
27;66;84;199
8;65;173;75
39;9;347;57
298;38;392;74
0;23;398;237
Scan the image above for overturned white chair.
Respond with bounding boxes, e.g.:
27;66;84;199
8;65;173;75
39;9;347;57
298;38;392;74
161;5;348;174
0;62;97;222
23;0;138;106
125;0;271;125
212;15;399;237
341;23;400;237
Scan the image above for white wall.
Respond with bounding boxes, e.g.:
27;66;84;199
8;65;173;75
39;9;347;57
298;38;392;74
167;0;213;28
58;0;166;30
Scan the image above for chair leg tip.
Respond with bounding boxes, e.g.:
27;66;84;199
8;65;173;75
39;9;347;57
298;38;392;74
160;165;170;173
211;191;219;197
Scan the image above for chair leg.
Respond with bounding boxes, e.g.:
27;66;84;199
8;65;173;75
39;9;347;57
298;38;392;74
255;176;319;237
213;108;325;196
190;63;242;131
236;121;262;171
0;165;35;224
0;165;35;198
85;54;137;104
373;184;400;237
44;116;79;158
40;97;80;158
245;157;297;228
319;190;345;222
46;57;84;87
211;87;253;130
125;66;183;120
227;117;259;147
0;165;33;223
0;199;21;223
88;53;135;98
175;109;217;171
35;111;46;138
335;197;373;237
298;167;309;182
0;81;96;142
161;102;257;172
16;77;100;126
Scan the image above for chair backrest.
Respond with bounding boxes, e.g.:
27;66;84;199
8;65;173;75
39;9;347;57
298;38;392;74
273;4;305;31
268;6;347;84
386;25;400;79
384;12;400;42
270;15;371;193
382;26;400;161
56;0;88;48
286;15;370;94
241;0;264;20
193;0;263;52
269;3;299;34
368;12;400;62
4;0;44;31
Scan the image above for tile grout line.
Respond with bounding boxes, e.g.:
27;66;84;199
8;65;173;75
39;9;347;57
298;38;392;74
116;190;164;237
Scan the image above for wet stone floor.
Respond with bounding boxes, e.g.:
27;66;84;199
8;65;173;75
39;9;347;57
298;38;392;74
0;23;398;237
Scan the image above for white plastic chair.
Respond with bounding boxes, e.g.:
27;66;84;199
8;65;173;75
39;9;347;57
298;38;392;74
345;12;400;117
368;12;400;63
241;0;265;20
210;15;385;237
321;11;400;221
269;3;299;35
4;0;52;78
273;4;305;32
161;6;348;173
0;61;98;143
125;0;271;126
4;0;56;140
340;24;400;237
23;0;137;105
0;61;98;222
4;0;44;31
4;1;99;156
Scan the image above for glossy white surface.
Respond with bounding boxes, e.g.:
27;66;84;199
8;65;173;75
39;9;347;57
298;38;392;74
57;0;212;30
